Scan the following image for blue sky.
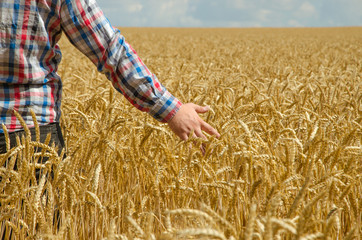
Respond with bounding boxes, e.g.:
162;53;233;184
96;0;362;28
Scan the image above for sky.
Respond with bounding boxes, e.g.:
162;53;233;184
96;0;362;28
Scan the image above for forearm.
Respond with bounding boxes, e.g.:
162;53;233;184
99;34;182;122
60;0;182;122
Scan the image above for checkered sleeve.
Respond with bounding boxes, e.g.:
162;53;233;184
59;0;182;122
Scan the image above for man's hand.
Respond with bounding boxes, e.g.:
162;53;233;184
167;103;220;141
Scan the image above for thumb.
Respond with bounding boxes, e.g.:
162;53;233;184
194;104;210;113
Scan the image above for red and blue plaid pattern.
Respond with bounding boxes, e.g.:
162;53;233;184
0;0;182;133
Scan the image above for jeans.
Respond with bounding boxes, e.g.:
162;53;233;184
0;122;65;155
0;123;65;239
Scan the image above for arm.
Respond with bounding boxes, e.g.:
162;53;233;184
59;0;180;122
59;0;219;140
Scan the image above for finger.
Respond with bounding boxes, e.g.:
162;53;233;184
194;131;206;155
195;130;207;154
200;144;206;155
192;132;198;139
193;104;209;114
189;132;198;148
195;129;207;140
180;133;188;141
201;121;220;138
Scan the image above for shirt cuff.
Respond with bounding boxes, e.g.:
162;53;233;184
148;91;182;123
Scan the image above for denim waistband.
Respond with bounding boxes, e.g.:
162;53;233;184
0;122;65;154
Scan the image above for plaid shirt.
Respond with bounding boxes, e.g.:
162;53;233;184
0;0;182;133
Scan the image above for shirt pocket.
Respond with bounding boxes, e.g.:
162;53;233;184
0;4;48;43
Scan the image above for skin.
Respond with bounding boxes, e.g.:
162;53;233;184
167;103;221;141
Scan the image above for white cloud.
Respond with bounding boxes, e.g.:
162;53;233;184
288;19;303;27
297;2;317;17
257;9;272;22
97;0;362;27
127;3;143;13
180;16;202;26
159;0;189;14
276;0;298;10
145;0;201;27
230;0;247;9
227;21;243;27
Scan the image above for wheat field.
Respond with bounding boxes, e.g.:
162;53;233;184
1;27;361;239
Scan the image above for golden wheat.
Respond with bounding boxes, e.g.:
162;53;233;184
0;27;361;239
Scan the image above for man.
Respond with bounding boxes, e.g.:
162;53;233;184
0;0;220;153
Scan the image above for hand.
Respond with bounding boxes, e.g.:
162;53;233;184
167;103;220;141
